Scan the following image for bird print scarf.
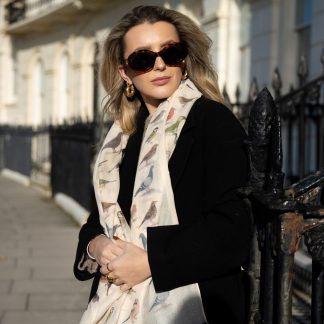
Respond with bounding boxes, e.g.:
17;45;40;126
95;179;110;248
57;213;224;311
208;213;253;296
80;79;207;323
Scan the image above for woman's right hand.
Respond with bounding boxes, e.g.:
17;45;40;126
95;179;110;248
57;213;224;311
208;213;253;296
88;235;125;277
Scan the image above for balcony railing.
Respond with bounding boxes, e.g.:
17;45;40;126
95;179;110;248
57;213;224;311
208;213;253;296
26;0;67;18
5;0;68;24
5;0;26;24
4;0;108;33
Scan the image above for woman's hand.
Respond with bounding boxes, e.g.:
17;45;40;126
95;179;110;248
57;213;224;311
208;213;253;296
108;238;151;292
88;235;125;277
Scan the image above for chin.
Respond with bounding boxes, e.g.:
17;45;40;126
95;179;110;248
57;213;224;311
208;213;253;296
149;85;179;99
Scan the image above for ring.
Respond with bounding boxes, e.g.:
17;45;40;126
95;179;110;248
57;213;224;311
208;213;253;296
107;273;114;284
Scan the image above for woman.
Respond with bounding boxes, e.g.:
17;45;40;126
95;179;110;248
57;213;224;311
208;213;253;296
74;5;251;324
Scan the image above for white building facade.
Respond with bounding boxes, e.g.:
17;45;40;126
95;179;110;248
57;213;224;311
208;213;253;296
1;0;323;126
0;0;249;126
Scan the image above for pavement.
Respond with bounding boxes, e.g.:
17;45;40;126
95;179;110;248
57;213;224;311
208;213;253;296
0;175;92;324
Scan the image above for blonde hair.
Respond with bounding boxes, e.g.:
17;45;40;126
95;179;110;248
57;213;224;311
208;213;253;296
100;5;224;134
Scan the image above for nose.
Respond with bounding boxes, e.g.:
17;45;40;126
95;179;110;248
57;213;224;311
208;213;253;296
153;55;166;71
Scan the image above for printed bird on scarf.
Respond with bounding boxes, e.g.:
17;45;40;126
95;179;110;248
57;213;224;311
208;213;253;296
166;107;175;121
117;211;127;228
139;201;158;226
99;152;122;173
101;202;116;213
139;144;158;166
101;132;123;152
122;298;140;323
139;233;147;250
99;179;116;186
134;165;154;196
107;160;121;173
149;292;170;312
145;127;158;143
105;224;121;238
98;159;108;167
130;205;138;222
165;116;186;134
131;204;137;216
151;110;165;124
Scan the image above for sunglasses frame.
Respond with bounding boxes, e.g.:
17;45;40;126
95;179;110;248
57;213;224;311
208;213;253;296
124;42;188;73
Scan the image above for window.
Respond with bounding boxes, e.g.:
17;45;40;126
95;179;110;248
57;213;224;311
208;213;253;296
295;0;312;67
58;52;69;123
31;59;44;126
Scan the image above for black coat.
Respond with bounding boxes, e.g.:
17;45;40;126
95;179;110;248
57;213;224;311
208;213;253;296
74;97;252;324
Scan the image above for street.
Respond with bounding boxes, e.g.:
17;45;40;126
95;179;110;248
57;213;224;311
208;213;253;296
0;176;91;324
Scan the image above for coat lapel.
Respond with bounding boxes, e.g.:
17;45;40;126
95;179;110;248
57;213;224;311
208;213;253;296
168;99;198;189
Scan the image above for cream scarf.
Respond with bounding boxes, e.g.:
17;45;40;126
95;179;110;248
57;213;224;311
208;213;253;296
80;79;207;324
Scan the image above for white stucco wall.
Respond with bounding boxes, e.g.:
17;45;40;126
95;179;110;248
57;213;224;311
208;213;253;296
0;0;172;125
2;0;322;126
249;0;324;94
310;0;324;79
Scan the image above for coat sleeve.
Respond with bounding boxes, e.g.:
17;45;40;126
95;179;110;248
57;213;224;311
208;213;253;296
147;102;252;292
73;206;104;281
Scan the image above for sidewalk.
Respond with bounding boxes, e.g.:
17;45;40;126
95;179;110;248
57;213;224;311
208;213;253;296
0;175;91;324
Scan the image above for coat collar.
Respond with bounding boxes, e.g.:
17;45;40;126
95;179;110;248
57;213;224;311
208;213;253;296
168;97;200;189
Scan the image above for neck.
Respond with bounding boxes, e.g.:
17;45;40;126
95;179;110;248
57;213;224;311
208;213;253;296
142;96;164;115
146;104;158;115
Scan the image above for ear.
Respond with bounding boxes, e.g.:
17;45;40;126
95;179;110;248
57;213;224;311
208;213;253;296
118;65;132;84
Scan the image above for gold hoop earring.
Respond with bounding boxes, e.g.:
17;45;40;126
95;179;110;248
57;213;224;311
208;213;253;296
182;69;188;80
125;83;135;98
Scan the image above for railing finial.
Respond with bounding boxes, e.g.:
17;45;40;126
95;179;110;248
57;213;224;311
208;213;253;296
321;45;324;74
272;67;282;99
235;84;241;103
248;77;259;103
222;84;232;109
297;55;308;86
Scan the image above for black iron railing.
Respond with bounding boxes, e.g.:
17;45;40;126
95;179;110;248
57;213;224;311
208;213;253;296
240;87;324;324
0;125;33;176
5;0;65;24
221;48;324;323
50;121;97;211
225;49;324;187
5;0;26;24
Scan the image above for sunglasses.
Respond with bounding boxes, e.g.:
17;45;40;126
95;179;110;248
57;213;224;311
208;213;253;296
124;42;188;72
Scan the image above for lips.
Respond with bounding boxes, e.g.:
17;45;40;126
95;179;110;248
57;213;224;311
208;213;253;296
151;76;171;86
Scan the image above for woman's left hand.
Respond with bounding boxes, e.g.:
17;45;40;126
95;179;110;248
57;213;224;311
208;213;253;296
107;238;151;292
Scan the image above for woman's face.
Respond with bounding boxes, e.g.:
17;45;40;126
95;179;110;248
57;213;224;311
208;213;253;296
119;21;184;112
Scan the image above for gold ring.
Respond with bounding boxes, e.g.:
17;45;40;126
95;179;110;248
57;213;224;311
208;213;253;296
107;273;114;284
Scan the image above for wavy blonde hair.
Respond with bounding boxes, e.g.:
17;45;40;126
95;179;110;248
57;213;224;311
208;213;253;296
101;5;224;134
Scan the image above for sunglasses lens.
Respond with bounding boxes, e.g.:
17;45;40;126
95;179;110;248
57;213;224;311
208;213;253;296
126;43;188;72
128;50;156;72
162;43;188;65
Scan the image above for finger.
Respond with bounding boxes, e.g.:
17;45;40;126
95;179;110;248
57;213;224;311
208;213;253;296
114;278;123;286
113;238;127;249
107;258;119;272
100;249;119;264
98;257;111;268
109;244;125;256
102;245;124;259
120;284;130;292
100;265;109;276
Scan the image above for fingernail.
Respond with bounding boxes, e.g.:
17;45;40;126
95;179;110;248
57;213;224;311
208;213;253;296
113;235;120;240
